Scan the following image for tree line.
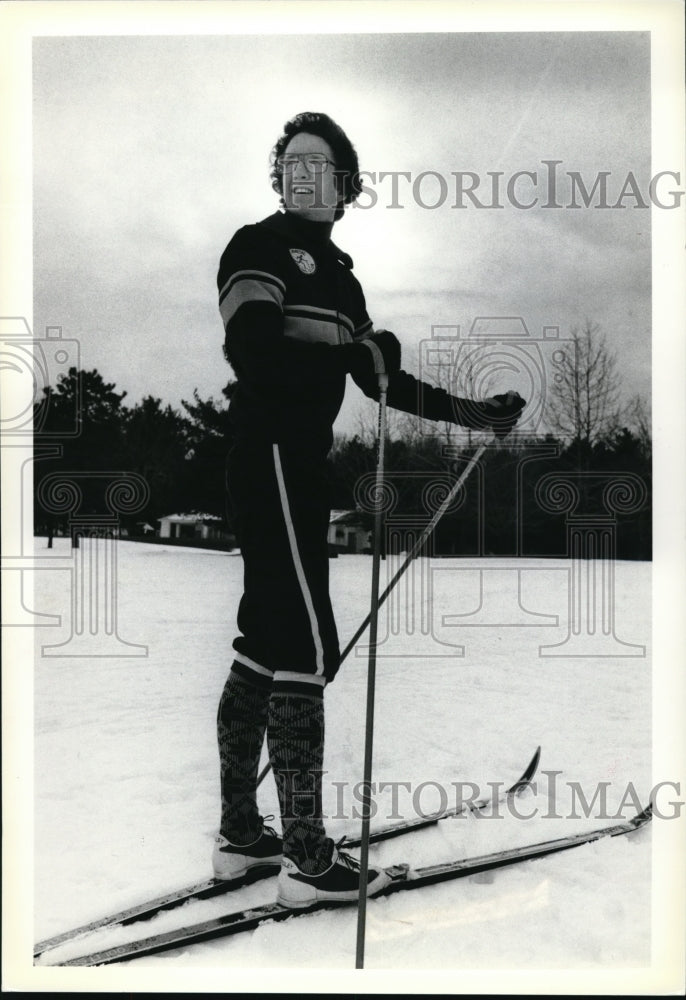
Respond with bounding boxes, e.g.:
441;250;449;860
32;321;651;559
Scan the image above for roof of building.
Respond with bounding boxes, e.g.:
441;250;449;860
329;509;367;526
158;513;223;524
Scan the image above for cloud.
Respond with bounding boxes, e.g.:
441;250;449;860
32;31;652;427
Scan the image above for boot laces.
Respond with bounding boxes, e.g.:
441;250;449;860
334;836;361;871
261;814;280;839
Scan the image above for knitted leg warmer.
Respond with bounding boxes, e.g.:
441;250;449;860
267;690;328;874
217;665;271;844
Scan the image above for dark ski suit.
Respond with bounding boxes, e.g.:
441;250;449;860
218;210;471;694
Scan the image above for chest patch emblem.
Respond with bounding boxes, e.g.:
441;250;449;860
289;248;317;275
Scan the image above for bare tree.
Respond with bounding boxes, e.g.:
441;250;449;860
625;392;651;459
547;320;623;445
354;397;406;446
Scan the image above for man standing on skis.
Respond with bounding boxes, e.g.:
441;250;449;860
214;111;525;908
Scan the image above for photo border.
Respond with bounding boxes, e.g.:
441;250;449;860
1;1;684;994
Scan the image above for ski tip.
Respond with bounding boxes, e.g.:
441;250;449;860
507;745;542;795
633;799;653;826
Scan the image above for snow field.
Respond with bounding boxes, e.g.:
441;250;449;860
33;539;652;970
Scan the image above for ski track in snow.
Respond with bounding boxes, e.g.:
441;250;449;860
33;538;652;969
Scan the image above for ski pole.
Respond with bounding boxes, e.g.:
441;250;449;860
355;371;389;970
254;439;489;790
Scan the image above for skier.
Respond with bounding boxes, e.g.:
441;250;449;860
214;111;525;908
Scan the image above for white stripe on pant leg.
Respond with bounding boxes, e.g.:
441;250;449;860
272;444;326;676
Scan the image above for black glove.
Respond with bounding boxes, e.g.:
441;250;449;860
346;330;401;380
478;390;526;438
452;390;526;438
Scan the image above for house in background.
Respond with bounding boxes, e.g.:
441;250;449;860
158;512;228;542
327;510;370;555
157;510;367;553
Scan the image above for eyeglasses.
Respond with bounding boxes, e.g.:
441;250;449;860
277;153;337;174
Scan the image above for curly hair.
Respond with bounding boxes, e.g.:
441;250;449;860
269;112;362;221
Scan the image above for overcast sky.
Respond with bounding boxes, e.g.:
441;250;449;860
32;30;653;435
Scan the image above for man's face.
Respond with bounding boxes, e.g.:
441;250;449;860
280;132;340;222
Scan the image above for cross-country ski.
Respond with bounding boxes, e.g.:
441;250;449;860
34;747;541;959
44;802;651;967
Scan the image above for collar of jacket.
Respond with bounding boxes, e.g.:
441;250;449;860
258;210;354;270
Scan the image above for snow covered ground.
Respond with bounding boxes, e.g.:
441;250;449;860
20;538;680;989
